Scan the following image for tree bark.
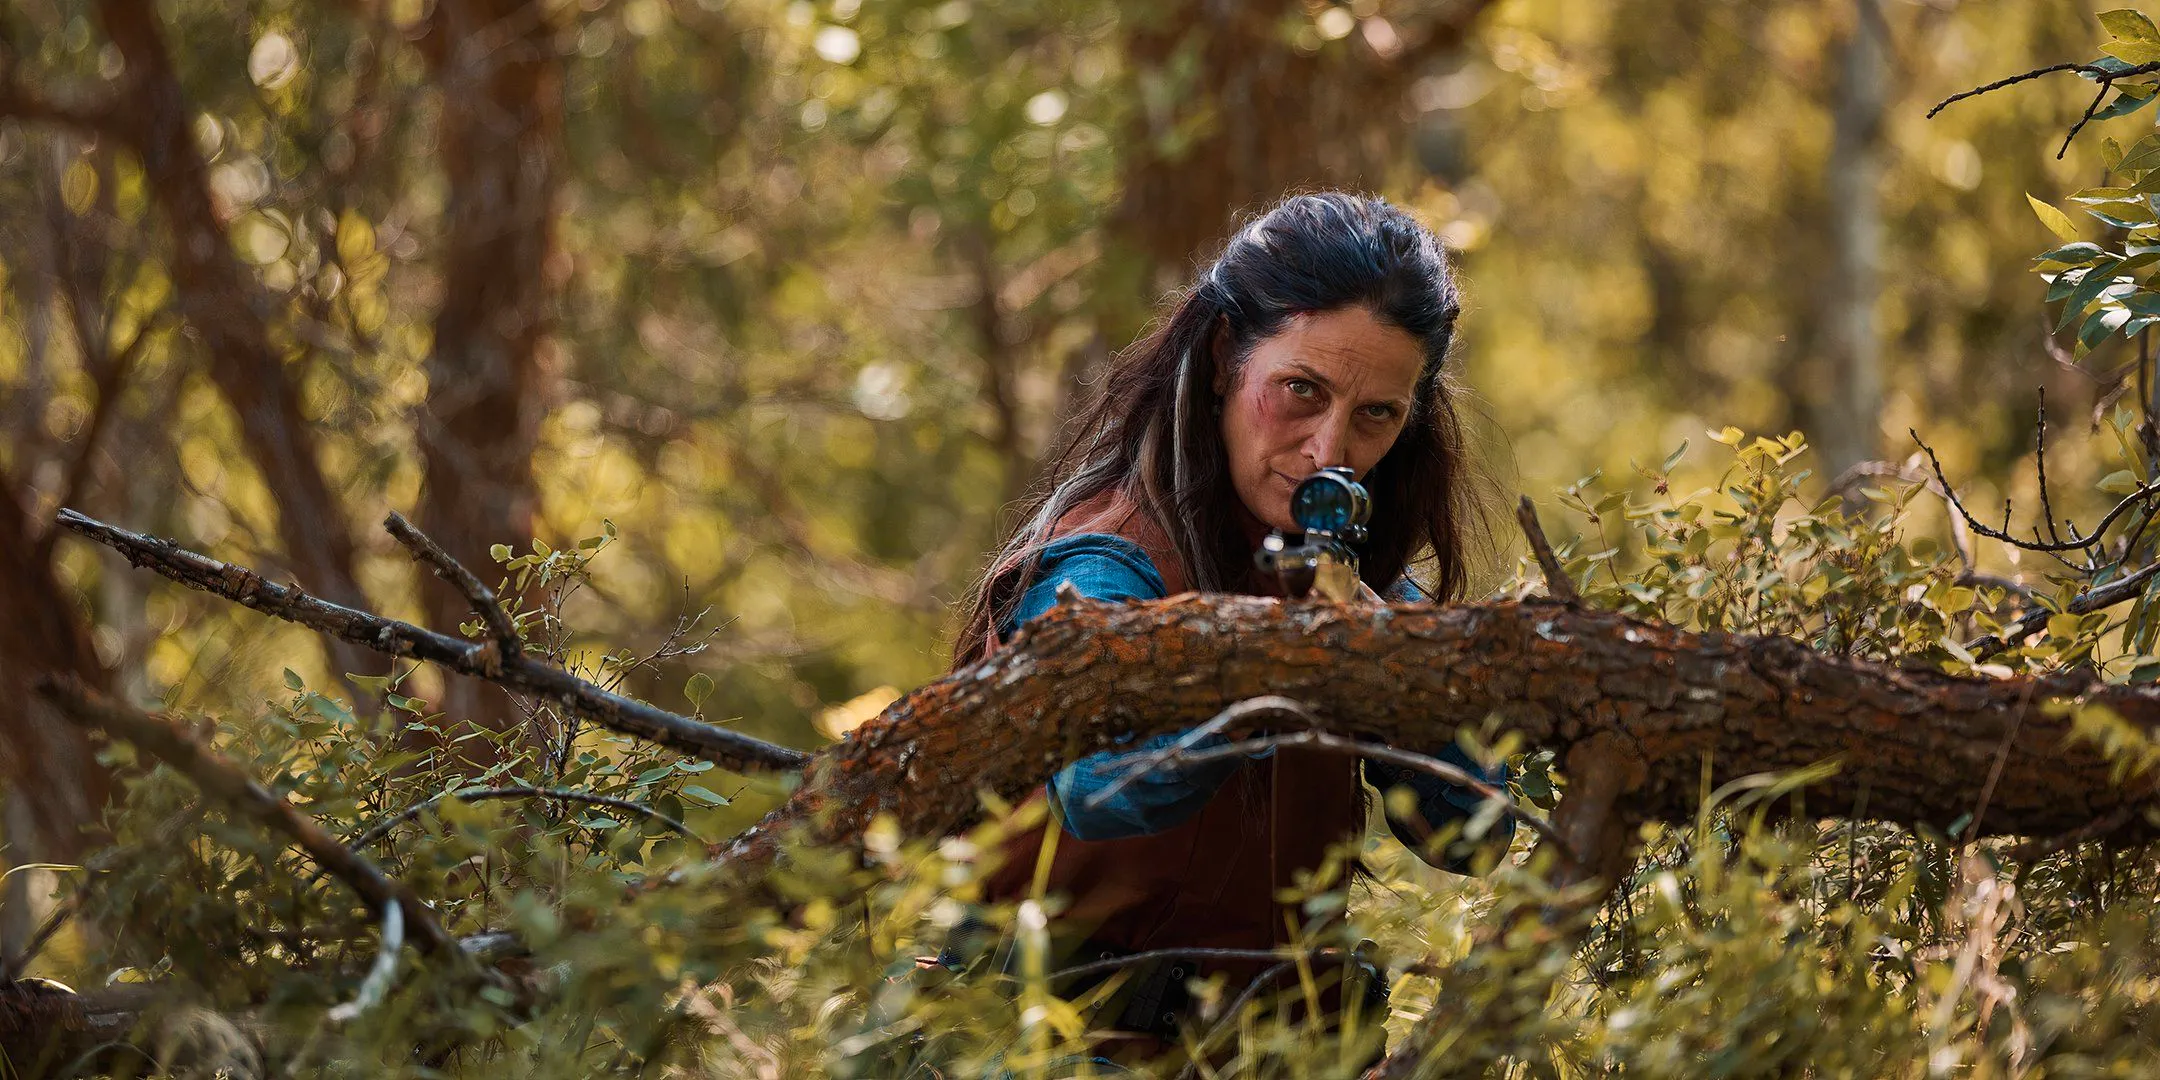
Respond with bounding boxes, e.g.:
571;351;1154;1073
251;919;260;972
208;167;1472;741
729;594;2160;863
1112;0;1497;282
410;0;562;740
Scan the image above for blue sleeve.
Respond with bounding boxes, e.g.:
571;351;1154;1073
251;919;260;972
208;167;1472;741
1366;746;1516;874
1005;536;1243;842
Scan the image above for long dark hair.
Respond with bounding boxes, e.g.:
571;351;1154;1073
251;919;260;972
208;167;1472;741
953;192;1479;668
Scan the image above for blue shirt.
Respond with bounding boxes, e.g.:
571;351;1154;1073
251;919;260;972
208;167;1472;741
1006;534;1513;871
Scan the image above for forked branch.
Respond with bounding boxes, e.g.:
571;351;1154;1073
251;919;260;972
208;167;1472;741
54;509;809;774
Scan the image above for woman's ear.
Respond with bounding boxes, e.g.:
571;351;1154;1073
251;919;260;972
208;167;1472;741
1210;318;1232;396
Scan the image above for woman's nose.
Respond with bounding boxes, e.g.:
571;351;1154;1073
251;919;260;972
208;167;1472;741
1302;415;1352;470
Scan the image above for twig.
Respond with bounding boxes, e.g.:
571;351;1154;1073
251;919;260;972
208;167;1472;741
348;785;703;851
2036;390;2064;548
1967;559;2160;659
1913;430;2160;554
1079;696;1319;808
2062;78;2116;159
53;508;809;773
1515;496;1579;604
1926;61;2160;158
326;901;403;1024
1928;63;2093;117
1098;728;1568;857
32;677;469;965
384;511;521;663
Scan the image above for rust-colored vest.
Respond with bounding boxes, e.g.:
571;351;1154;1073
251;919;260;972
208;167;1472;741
979;490;1365;961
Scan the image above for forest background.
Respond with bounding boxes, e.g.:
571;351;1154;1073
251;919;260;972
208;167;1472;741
3;0;2157;1073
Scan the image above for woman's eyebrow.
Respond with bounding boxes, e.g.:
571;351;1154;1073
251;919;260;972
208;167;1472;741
1285;361;1338;391
1287;361;1409;409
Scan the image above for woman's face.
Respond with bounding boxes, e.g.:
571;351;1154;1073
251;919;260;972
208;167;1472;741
1214;305;1425;532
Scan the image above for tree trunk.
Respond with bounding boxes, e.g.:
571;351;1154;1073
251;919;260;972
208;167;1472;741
1814;0;1888;475
1111;0;1497;285
411;0;562;741
93;0;377;685
0;487;109;867
730;595;2160;863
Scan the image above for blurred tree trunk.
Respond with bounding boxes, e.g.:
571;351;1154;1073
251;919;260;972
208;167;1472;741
0;487;110;869
94;0;377;684
1111;0;1497;285
0;148;128;888
411;0;562;739
1816;0;1887;474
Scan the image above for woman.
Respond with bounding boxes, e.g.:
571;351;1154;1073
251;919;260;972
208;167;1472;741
954;192;1511;1065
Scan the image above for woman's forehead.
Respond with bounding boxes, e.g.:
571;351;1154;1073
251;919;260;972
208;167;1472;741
1251;308;1423;393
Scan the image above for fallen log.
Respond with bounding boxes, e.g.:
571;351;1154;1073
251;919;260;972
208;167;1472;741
730;593;2160;863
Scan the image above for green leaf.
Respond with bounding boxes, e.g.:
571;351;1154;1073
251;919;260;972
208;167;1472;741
2070;186;2139;204
2121;134;2160;173
2078;304;2132;354
2100;469;2144;494
347;673;392;695
2104;38;2160;66
2102;9;2160;43
1661;439;1690;473
489;543;512;562
2118;250;2160;275
2096;83;2160;121
2059;259;2126;331
2030;193;2080;241
2047;268;2086;302
304;694;354;727
2086;204;2156;229
2034;241;2108;266
685;673;714;706
283;668;305;691
682;784;728;806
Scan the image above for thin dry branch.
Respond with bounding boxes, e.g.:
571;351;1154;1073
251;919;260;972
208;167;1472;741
1926;60;2160;157
384;510;521;663
1912;429;2160;555
1967;559;2160;659
1515;495;1579;604
54;509;809;773
32;678;466;962
1094;727;1567;856
1078;695;1318;807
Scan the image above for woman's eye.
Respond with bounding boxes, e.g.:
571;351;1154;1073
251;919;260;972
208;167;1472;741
1360;404;1398;422
1285;379;1318;399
